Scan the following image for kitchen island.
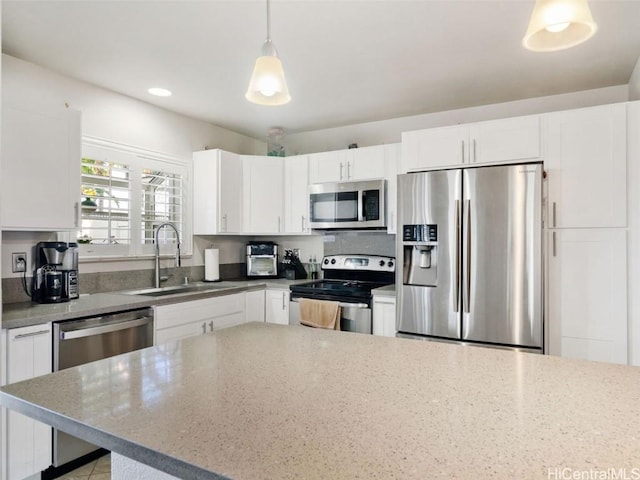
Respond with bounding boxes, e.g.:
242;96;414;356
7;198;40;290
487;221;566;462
1;322;639;479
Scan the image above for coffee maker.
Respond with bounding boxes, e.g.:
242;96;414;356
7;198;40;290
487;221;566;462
32;242;79;303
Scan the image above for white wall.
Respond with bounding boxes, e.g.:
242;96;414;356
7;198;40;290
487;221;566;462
627;101;640;366
629;56;640;101
1;55;265;276
285;85;629;154
2;55;265;158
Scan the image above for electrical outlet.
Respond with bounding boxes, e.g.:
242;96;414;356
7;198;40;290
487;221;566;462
12;252;27;273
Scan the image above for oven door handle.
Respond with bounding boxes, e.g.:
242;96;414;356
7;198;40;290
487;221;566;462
290;298;369;309
59;316;153;340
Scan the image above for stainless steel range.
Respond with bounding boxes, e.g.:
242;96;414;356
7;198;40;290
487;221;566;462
289;254;395;334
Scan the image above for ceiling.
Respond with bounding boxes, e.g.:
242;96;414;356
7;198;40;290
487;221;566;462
3;1;640;139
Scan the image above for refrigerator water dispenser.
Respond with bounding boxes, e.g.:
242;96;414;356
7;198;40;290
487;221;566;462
402;224;438;287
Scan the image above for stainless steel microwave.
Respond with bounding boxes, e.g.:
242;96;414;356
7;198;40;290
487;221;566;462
309;179;386;229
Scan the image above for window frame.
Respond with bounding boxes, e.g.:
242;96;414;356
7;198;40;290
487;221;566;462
78;136;191;259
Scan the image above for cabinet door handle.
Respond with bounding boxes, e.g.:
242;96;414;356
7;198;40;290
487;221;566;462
473;139;477;163
302;215;306;231
552;231;557;257
278;216;281;232
202;322;207;334
74;201;80;227
461;141;465;163
222;214;228;232
347;161;352;179
282;292;286;310
209;321;214;332
552;202;557;228
14;329;51;339
339;162;344;181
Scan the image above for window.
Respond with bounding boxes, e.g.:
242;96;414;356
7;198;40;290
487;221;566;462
81;157;131;246
141;168;183;246
79;138;189;258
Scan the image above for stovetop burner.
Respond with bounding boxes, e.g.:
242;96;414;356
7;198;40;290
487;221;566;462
289;255;395;303
292;279;389;296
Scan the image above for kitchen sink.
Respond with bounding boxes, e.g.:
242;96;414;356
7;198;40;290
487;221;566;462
121;283;228;297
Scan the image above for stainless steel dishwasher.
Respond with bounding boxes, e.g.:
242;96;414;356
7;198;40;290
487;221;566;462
52;307;154;468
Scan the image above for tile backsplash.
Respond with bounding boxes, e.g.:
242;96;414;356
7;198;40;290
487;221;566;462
323;231;395;257
1;263;245;304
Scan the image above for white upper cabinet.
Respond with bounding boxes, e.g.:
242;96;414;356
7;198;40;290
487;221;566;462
220;152;244;233
545;104;627;229
384;144;400;234
193;149;243;234
345;145;387;180
308;150;349;183
308;145;387;183
401;115;541;172
1;105;81;230
402;124;468;171
469;115;540;165
243;156;285;234
284;155;310;234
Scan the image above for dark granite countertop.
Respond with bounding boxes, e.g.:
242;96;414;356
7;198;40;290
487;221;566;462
2;279;311;330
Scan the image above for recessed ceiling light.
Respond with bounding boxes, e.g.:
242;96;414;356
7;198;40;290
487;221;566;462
148;87;172;97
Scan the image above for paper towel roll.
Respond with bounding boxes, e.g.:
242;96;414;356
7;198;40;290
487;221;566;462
204;248;220;281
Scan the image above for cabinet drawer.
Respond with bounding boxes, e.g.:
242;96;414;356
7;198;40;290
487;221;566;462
155;293;244;330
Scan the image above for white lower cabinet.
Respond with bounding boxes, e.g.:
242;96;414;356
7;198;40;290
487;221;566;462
265;288;290;325
372;295;396;337
245;290;266;323
547;229;628;364
154;294;245;345
2;324;53;480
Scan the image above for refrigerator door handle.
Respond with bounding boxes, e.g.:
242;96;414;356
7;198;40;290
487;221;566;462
454;199;460;312
464;199;471;313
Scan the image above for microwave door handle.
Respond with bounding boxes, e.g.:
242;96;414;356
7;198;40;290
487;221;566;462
359;191;365;222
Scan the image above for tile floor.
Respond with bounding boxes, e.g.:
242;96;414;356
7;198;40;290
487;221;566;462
58;453;111;480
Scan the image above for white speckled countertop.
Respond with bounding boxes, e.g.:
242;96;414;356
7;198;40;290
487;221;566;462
1;323;639;479
1;279;310;330
372;284;395;297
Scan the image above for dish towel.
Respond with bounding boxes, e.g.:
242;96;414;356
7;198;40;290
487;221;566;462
299;298;341;331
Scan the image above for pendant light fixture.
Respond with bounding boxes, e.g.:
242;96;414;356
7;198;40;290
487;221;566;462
246;0;291;106
522;0;598;52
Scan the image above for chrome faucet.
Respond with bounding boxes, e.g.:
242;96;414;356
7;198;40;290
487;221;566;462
154;222;181;288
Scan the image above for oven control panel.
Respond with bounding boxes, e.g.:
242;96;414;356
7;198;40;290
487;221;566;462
322;255;395;272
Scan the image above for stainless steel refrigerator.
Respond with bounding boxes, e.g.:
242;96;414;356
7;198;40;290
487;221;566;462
396;163;543;352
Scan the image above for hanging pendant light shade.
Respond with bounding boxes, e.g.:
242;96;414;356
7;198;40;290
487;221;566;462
246;0;291;106
522;0;598;52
